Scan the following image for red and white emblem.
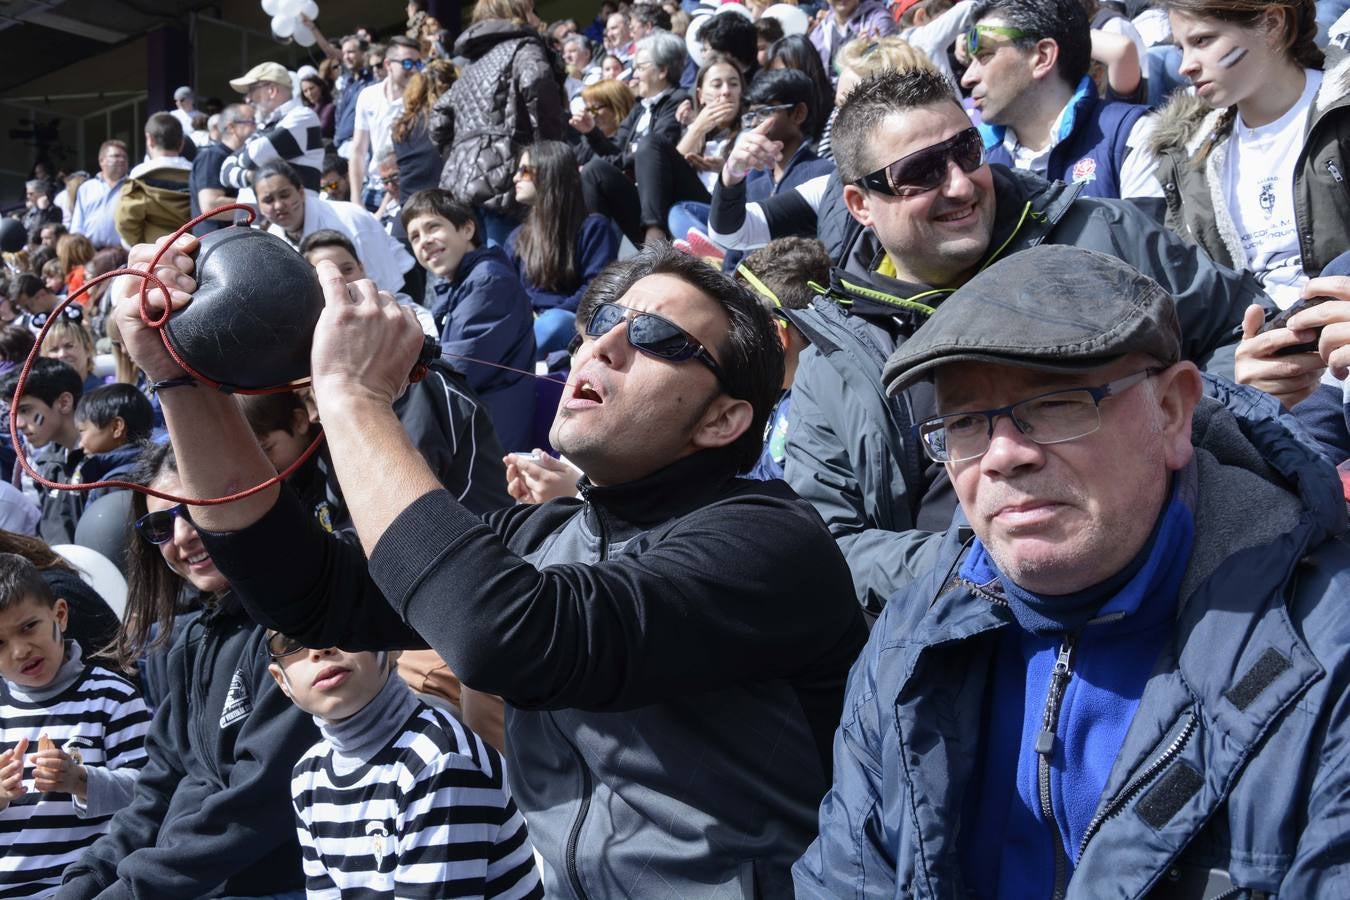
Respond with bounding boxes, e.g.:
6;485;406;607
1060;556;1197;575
1071;157;1098;183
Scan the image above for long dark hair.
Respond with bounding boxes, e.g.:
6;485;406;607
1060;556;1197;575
515;140;588;292
765;34;835;143
110;442;216;667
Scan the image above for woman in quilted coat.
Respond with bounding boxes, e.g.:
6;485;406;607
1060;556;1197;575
432;0;566;247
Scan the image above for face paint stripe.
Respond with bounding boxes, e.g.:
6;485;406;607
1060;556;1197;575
1218;47;1248;69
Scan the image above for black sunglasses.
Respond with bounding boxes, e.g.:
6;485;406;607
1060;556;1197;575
265;631;307;661
856;127;985;197
31;305;83;328
135;504;189;544
584;302;731;391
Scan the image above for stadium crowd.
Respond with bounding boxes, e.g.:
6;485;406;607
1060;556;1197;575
1;0;1349;896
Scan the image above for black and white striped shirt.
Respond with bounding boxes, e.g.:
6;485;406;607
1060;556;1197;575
0;663;150;899
220;97;324;191
291;703;542;899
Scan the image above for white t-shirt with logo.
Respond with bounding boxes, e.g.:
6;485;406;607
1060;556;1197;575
1223;68;1322;309
354;81;404;189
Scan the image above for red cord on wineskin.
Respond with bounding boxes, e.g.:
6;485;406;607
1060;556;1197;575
7;205;327;506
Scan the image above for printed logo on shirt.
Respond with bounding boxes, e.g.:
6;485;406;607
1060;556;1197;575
366;820;394;870
1259;180;1276;216
315;501;334;534
1071;157;1097;184
219;668;252;728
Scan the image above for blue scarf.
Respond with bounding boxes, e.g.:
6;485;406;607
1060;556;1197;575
959;478;1195;898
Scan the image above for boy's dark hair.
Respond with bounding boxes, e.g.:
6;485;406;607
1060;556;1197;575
744;68;816;137
254;160;304;190
400;190;480;247
0;326;36;365
0;552;57;611
831;68;959;184
387;34;421;53
9;272;42;302
298;228;360;260
970;0;1092;86
755;16;784;45
320;153;345;179
74;383;154;442
737;237;832;312
582;243;783;471
701;12;758;73
237;391;308;437
145;111;185;154
0;357;82;408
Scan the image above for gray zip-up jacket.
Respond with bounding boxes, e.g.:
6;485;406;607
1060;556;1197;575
784;166;1272;613
795;378;1350;897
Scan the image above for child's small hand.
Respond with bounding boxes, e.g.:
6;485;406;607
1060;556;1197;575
32;746;88;801
0;738;30;810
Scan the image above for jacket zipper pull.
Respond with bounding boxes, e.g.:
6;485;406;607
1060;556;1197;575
1328;160;1344;183
1036;638;1077;757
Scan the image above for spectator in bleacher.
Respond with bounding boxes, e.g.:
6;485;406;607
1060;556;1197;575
810;0;898;75
578;77;636;142
506;140;622;357
663;54;745;241
756;16;785;68
114;112;193;248
605;9;636;62
56;233;94;299
629;2;671;43
765;34;836;148
334;33;376;157
68;141;129;250
299;75;335;139
168;86;196;137
21;179;62;247
563;33;602;93
350;35;423;213
960;0;1160;202
318;153;349;201
220;62;325;192
38;222;65;253
433;0;566;247
254;160;414;295
699;11;762;80
190;102;255;236
391;59;457;198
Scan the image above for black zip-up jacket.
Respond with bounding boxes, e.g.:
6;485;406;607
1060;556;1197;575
200;446;867;899
58;596;318;900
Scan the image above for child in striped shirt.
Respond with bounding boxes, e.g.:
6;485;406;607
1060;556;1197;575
0;553;150;899
266;632;542;899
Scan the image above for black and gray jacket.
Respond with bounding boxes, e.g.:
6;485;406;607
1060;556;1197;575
59;596;319;899
784;165;1272;614
199;446;868;899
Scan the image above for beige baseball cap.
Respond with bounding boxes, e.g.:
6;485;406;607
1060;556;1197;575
229;62;292;92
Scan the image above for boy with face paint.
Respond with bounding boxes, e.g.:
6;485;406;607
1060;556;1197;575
268;633;543;898
0;553;150;898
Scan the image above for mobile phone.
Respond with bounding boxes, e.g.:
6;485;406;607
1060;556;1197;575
1258;295;1333;356
509;450;542;463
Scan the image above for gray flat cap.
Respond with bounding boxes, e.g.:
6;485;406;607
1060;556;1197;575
882;245;1181;395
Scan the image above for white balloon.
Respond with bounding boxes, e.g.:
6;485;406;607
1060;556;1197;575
281;0;305;15
261;0;281;15
762;3;809;36
685;13;711;68
293;22;316;46
302;0;319;19
272;13;295;37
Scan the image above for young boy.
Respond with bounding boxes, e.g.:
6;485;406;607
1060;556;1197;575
0;357;84;543
267;632;542;898
73;383;153;502
733;237;831;481
0;553;150;898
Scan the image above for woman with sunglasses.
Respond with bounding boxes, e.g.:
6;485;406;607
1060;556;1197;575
432;0;565;247
63;442;318;900
1153;0;1344;313
506;140;622;358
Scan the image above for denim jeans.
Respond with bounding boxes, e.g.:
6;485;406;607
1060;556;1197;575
667;201;711;242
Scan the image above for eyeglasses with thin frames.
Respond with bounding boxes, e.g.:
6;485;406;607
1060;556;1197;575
915;369;1160;463
740;103;793;130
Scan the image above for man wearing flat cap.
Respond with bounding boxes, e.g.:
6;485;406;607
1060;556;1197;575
796;244;1350;898
219;61;324;193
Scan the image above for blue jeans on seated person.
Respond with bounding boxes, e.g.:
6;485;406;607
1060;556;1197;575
535;307;577;359
667;201;711;242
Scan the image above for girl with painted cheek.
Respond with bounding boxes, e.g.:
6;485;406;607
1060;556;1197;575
1155;0;1343;311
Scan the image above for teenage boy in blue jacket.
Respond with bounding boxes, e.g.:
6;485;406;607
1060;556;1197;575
796;245;1350;897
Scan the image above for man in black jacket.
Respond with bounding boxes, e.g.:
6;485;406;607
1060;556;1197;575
108;237;867;899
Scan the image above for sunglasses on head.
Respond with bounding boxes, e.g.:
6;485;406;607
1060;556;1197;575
584;302;731;392
31;305;83;329
855;127;985;198
135;504;189;544
965;23;1033;57
265;631;307;661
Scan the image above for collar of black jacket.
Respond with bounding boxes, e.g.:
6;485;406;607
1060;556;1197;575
575;445;743;532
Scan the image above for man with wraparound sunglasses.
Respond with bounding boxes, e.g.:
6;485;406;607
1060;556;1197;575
782;66;1273;616
795;245;1350;898
106;236;867;899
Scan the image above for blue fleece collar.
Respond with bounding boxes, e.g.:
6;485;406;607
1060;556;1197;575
978;76;1096;152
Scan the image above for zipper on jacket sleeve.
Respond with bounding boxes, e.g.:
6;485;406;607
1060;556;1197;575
1036;635;1077;900
1076;711;1198;859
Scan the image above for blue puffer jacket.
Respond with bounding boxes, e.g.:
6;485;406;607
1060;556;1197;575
795;377;1350;898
